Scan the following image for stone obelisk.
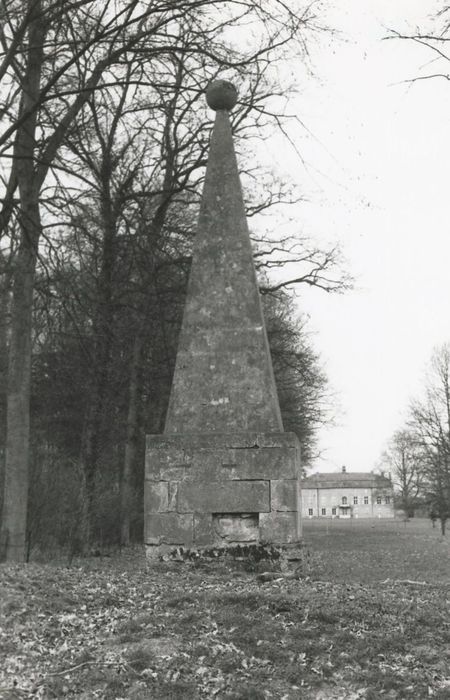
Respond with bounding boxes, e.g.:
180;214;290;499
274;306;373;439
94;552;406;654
145;81;301;554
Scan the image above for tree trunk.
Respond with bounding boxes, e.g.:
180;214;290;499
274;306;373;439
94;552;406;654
0;256;12;533
120;331;144;546
78;158;116;547
441;518;446;536
1;219;39;561
0;255;12;446
0;0;45;562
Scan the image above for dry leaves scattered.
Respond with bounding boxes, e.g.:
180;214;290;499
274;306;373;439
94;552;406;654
0;521;449;699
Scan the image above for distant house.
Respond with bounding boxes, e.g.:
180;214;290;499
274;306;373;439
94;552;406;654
301;467;394;519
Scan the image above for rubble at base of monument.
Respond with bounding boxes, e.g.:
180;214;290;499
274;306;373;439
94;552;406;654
150;541;304;564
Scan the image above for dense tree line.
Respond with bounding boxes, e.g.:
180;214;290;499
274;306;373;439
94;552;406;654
0;0;347;561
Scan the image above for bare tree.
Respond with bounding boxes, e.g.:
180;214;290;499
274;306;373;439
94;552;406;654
385;8;450;84
255;235;351;295
380;429;423;517
409;345;450;535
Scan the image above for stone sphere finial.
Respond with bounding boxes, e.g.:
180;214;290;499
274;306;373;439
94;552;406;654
206;80;238;111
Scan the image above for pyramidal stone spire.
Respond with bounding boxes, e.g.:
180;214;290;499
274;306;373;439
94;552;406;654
164;80;283;434
145;80;301;556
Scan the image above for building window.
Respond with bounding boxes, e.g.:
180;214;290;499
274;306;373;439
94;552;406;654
332;507;336;515
353;496;358;505
321;508;326;516
385;496;391;505
364;496;369;505
376;496;382;505
308;508;313;516
342;496;347;505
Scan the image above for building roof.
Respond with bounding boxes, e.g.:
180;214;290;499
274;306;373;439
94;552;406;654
301;471;392;490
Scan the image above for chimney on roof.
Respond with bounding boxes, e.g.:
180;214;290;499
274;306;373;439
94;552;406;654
342;465;346;473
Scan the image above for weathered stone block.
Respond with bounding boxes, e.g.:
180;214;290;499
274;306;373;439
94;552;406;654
177;480;270;513
159;466;187;481
187;448;233;482
145;482;169;513
145;445;185;479
212;513;259;543
260;512;299;544
271;480;298;512
256;432;300;449
146;431;300;475
145;513;193;546
226;433;259;449
147;431;271;452
168;482;178;511
146;434;188;450
224;447;298;480
183;433;254;449
193;513;215;546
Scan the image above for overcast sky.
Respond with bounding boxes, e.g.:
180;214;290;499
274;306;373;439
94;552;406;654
264;0;450;473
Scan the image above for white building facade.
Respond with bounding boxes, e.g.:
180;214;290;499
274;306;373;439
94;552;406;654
301;469;394;519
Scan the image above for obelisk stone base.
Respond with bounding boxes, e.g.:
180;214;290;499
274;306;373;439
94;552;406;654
144;432;301;557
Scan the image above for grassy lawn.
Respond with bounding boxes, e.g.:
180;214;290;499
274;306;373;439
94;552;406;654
302;517;450;583
1;518;449;699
